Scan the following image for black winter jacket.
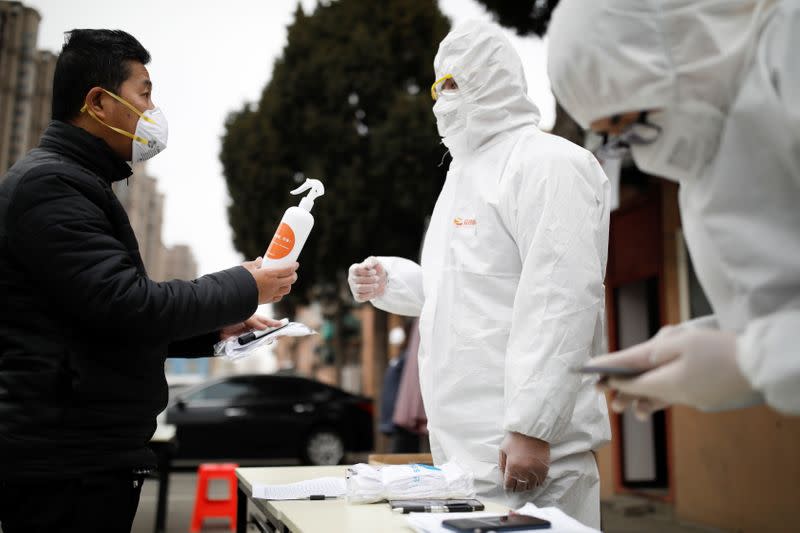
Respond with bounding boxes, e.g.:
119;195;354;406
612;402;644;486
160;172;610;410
0;121;257;479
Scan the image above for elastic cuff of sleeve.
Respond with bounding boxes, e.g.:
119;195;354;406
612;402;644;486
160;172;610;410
504;411;560;444
227;265;259;319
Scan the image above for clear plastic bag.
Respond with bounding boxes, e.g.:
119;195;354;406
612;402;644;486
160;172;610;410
345;461;475;504
213;320;316;362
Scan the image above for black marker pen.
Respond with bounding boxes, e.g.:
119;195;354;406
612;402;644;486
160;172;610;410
237;323;290;346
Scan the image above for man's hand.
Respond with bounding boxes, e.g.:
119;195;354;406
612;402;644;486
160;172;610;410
242;257;299;304
348;256;387;303
499;431;550;493
220;315;286;341
594;328;756;416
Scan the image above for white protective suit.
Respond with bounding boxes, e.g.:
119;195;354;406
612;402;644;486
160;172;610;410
371;20;611;526
548;0;800;414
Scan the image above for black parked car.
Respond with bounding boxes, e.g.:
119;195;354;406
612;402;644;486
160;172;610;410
166;374;374;465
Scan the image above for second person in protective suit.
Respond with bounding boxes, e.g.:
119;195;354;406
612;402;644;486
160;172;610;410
349;20;611;527
547;0;800;418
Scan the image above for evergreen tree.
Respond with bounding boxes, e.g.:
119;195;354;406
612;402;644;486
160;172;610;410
221;0;450;313
474;0;559;37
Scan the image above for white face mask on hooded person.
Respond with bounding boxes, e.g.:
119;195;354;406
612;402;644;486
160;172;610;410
82;88;168;167
547;0;764;182
627;102;724;183
432;89;467;139
429;22;540;160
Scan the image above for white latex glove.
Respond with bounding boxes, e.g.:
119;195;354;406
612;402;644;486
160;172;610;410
594;329;756;415
604;325;678;419
498;432;550;493
348;256;387;303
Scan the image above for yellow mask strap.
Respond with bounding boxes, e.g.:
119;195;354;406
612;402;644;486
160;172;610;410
431;74;454;101
80;88;154;144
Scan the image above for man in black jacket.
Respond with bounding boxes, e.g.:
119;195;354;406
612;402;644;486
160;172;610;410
0;30;298;533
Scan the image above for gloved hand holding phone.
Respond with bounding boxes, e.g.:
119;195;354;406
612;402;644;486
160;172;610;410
585;328;758;418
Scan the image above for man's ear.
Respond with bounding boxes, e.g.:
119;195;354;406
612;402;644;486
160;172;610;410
84;87;109;119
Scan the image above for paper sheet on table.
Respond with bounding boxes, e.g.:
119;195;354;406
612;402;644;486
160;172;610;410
405;502;600;533
252;477;347;500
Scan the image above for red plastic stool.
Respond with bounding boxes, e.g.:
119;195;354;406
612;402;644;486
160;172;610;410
190;463;239;532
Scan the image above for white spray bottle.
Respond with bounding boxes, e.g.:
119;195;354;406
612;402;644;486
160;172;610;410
263;178;325;268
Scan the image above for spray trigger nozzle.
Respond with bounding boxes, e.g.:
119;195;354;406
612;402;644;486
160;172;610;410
290;178;325;212
290;179;325;211
290;178;325;198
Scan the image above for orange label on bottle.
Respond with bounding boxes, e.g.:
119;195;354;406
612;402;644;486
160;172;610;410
266;223;296;260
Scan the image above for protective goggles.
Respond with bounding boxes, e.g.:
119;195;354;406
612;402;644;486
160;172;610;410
430;74;455;101
587;111;662;159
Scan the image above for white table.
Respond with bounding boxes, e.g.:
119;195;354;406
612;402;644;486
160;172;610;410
235;465;510;533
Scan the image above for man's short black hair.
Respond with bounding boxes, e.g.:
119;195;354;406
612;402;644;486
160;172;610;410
52;29;151;122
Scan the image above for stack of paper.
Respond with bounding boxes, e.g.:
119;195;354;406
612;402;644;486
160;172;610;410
252;477;347;500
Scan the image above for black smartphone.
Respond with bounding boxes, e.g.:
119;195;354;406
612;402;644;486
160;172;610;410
442;514;551;532
574;365;645;378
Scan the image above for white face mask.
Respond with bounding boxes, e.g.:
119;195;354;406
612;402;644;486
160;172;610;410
629;104;723;183
82;88;168;167
130;107;168;165
433;90;467;138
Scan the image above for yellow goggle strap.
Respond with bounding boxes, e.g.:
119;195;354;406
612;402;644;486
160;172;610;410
430;74;453;101
80;88;154;145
